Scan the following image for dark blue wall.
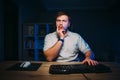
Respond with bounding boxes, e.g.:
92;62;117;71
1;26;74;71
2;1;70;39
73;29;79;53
0;0;4;61
68;10;120;61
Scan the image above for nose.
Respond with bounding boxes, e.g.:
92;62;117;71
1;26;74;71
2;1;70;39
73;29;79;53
58;21;63;26
59;20;63;24
59;24;62;27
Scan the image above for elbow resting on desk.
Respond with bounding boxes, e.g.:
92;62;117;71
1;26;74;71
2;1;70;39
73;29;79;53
43;51;57;62
46;56;54;62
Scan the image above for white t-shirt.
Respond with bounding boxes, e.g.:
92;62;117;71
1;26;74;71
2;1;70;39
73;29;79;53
43;31;91;62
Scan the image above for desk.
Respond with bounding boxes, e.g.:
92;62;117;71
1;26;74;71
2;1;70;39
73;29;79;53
0;61;120;80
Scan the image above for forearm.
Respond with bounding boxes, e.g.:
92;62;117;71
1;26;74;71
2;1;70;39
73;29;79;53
82;50;98;66
44;41;63;61
85;50;94;59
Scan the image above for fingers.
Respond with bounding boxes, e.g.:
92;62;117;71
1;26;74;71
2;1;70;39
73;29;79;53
57;27;66;39
82;59;99;66
88;60;99;66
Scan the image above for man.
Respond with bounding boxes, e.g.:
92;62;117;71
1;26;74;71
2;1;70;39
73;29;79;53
43;11;98;65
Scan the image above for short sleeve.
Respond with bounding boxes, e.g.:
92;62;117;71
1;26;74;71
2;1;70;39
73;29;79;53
77;35;91;54
43;33;58;51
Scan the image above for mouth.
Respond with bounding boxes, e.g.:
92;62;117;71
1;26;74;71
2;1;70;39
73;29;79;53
62;31;66;34
58;25;63;29
58;25;63;27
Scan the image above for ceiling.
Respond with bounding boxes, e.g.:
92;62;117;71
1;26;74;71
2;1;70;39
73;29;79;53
41;0;119;10
12;0;120;11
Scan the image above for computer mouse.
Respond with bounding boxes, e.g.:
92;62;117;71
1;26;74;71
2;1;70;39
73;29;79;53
20;61;31;68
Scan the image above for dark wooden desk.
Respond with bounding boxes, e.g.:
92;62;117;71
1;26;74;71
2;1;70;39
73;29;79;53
0;61;120;80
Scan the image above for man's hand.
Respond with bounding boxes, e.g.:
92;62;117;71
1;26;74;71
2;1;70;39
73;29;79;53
57;25;66;39
82;58;99;66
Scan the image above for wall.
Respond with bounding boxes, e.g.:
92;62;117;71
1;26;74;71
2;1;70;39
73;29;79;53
67;10;120;61
0;0;4;62
3;0;19;60
17;0;48;60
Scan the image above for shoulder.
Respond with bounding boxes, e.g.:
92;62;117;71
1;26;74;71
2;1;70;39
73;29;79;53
68;31;85;41
45;31;56;37
45;31;57;40
68;31;81;38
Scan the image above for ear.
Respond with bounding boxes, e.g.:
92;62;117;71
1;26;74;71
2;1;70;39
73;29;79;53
68;22;70;27
68;22;72;30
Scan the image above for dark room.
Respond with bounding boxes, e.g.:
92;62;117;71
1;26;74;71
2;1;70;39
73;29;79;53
0;0;120;80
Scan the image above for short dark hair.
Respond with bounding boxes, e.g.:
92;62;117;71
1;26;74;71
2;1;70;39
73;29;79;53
55;11;71;22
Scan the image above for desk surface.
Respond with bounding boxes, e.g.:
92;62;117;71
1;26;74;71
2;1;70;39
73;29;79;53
0;61;120;80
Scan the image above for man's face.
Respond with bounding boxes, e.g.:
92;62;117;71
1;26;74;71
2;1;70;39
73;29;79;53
56;15;70;31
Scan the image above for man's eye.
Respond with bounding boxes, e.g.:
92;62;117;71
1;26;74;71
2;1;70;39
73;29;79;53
56;20;60;22
56;20;67;22
63;20;66;22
